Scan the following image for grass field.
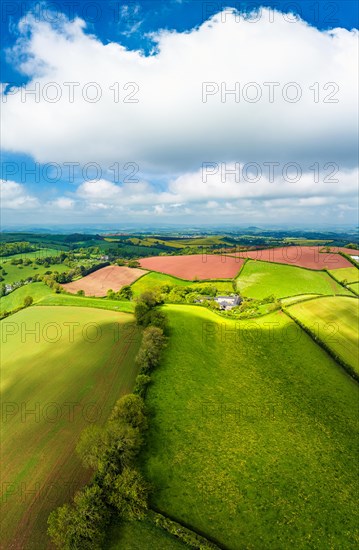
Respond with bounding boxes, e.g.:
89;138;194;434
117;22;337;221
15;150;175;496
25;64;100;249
280;294;322;306
0;262;70;286
236;260;349;299
131;271;233;298
328;267;359;284
0;306;142;549
0;248;62;262
348;282;359;295
0;282;53;313
36;292;135;313
287;296;359;376
106;519;187;549
142;305;359;549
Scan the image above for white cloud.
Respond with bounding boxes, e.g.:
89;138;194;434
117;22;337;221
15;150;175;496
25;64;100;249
0;179;39;209
49;197;74;209
1;9;357;175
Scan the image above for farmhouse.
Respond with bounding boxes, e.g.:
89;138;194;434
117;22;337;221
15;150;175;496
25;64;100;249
214;295;242;310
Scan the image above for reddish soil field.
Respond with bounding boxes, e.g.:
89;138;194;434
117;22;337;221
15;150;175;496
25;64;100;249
139;254;244;280
228;246;353;270
62;266;146;296
321;246;359;255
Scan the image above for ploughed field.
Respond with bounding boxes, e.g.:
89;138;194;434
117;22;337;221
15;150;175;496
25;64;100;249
142;305;359;549
0;306;141;549
62;265;146;296
139;254;244;280
227;246;354;270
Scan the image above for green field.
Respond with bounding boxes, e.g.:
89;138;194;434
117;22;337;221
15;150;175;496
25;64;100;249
0;282;52;313
236;260;349;299
141;305;359;549
106;519;187;549
36;292;135;313
348;282;359;295
328;267;359;284
0;261;70;286
0;306;141;549
287;296;359;376
280;294;322;306
0;248;62;261
131;271;233;298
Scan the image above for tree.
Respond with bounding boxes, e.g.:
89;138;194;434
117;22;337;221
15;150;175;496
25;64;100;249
108;467;149;520
145;309;168;331
128;259;140;268
118;285;133;300
47;485;109;550
110;394;147;430
135;326;166;372
77;290;85;296
24;296;33;307
134;302;150;325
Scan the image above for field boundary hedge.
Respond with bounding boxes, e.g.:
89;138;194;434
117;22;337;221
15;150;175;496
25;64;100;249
324;269;357;296
338;251;359;268
148;509;225;550
283;307;359;383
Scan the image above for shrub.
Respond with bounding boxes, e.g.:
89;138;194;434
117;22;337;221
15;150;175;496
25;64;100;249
108;467;149;520
128;259;140;268
133;374;151;397
118;285;133;300
23;296;33;307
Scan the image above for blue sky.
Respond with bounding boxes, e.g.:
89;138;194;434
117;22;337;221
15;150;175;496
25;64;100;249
1;1;358;226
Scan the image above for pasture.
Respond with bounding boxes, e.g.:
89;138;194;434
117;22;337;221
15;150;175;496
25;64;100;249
328;267;359;284
0;248;61;261
348;282;359;295
142;305;359;549
0;261;70;286
236;260;350;299
0;306;141;549
287;296;359;376
139;254;244;280
36;292;135;313
0;282;52;313
131;271;233;298
62;265;146;296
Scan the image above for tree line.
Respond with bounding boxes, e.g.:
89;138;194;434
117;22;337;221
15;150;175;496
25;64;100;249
47;291;167;548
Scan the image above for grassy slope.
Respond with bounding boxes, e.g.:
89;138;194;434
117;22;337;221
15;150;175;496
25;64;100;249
1;306;141;549
142;305;359;550
106;519;187;549
0;248;61;261
287;296;359;376
0;262;69;286
0;282;53;313
131;271;233;298
328;267;359;284
348;282;359;295
236;260;349;299
36;293;135;313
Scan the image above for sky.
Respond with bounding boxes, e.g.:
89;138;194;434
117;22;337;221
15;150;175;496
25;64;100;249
0;0;358;227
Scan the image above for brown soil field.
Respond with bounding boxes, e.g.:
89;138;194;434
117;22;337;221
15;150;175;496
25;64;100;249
62;266;146;296
321;246;359;255
139;254;244;280
227;246;353;270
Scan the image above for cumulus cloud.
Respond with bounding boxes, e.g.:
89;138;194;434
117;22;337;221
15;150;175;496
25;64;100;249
0;179;39;209
1;8;358;174
1;7;358;224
